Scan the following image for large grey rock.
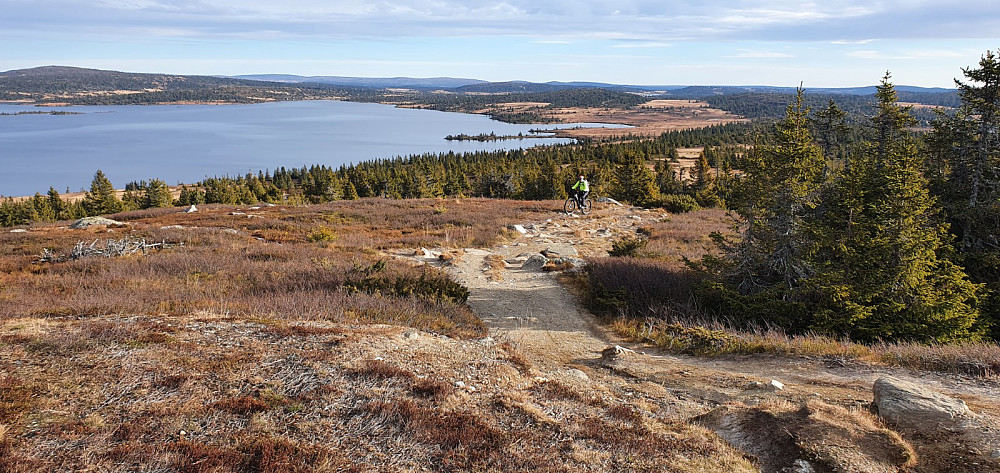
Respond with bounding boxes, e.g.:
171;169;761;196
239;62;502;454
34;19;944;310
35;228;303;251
521;254;549;270
872;377;970;430
70;216;124;229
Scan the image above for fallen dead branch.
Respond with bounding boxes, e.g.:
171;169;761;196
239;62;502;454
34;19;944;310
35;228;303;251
38;236;179;262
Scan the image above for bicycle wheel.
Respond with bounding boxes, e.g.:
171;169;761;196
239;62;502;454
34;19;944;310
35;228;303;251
564;198;578;215
581;199;593;215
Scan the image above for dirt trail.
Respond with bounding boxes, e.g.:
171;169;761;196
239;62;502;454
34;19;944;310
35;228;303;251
400;203;1000;472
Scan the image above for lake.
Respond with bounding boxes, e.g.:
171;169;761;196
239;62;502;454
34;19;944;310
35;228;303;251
0;100;626;197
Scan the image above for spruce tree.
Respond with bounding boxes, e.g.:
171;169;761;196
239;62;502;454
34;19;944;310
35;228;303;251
927;50;1000;338
82;170;123;216
813;75;979;342
721;88;825;295
144;179;173;208
613;155;660;206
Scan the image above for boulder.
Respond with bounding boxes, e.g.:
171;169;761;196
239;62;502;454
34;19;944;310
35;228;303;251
521;254;549;270
872;377;970;431
596;196;623;206
69;216;124;229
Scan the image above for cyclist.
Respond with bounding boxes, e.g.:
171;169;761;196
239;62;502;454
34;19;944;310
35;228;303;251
571;175;589;207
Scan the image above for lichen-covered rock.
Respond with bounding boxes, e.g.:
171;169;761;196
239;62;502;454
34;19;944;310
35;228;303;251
69;216;124;229
872;377;970;431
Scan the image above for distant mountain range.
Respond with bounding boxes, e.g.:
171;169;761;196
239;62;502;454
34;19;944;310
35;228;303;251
230;72;953;96
2;66;957;104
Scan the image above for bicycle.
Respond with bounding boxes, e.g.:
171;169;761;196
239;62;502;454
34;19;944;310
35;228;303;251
564;195;593;215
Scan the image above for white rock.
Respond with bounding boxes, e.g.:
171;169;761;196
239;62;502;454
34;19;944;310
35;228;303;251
769;380;785;391
564;369;589;381
9;229;27;233
160;225;184;229
454;381;466;388
510;224;528;234
69;216;124;229
402;331;419;340
183;205;198;213
789;459;816;473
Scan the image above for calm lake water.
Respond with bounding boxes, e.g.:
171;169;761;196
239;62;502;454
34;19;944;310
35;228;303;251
0;100;625;197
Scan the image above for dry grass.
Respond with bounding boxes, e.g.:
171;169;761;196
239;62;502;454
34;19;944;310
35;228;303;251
0;197;762;472
484;253;505;281
589;208;1000;378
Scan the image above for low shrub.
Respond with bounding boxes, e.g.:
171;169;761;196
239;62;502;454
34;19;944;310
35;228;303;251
658;194;701;213
608;236;648;257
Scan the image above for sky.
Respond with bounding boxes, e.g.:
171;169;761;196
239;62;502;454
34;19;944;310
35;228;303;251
1;1;999;88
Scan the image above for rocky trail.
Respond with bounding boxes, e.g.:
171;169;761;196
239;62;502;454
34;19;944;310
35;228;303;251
397;203;1000;473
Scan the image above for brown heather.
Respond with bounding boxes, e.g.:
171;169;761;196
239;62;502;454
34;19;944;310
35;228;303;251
1;198;759;472
587;209;1000;378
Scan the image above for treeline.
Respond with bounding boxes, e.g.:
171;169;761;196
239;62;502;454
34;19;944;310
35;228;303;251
705;92;948;125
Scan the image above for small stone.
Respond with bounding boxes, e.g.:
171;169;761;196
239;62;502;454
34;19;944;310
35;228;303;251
564;369;589;381
9;228;27;233
990;450;1000;460
769;380;785;391
522;254;549;270
179;430;187;436
789;459;816;473
509;224;528;234
229;212;246;216
183;205;198;213
454;381;466;388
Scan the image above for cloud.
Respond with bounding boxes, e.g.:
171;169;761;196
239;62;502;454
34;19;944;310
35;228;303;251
847;48;971;60
610;41;672;49
726;50;795;58
4;0;999;43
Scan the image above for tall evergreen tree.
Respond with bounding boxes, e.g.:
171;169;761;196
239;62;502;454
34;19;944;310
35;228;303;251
812;75;979;342
144;179;173;208
82;170;123;216
927;50;1000;338
720;88;826;295
613;155;660;206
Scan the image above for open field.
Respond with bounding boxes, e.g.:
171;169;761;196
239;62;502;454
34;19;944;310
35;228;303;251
469;99;746;139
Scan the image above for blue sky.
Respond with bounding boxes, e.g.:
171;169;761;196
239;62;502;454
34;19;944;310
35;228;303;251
2;1;998;87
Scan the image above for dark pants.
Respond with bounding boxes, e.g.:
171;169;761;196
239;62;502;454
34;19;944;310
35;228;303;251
575;190;589;205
